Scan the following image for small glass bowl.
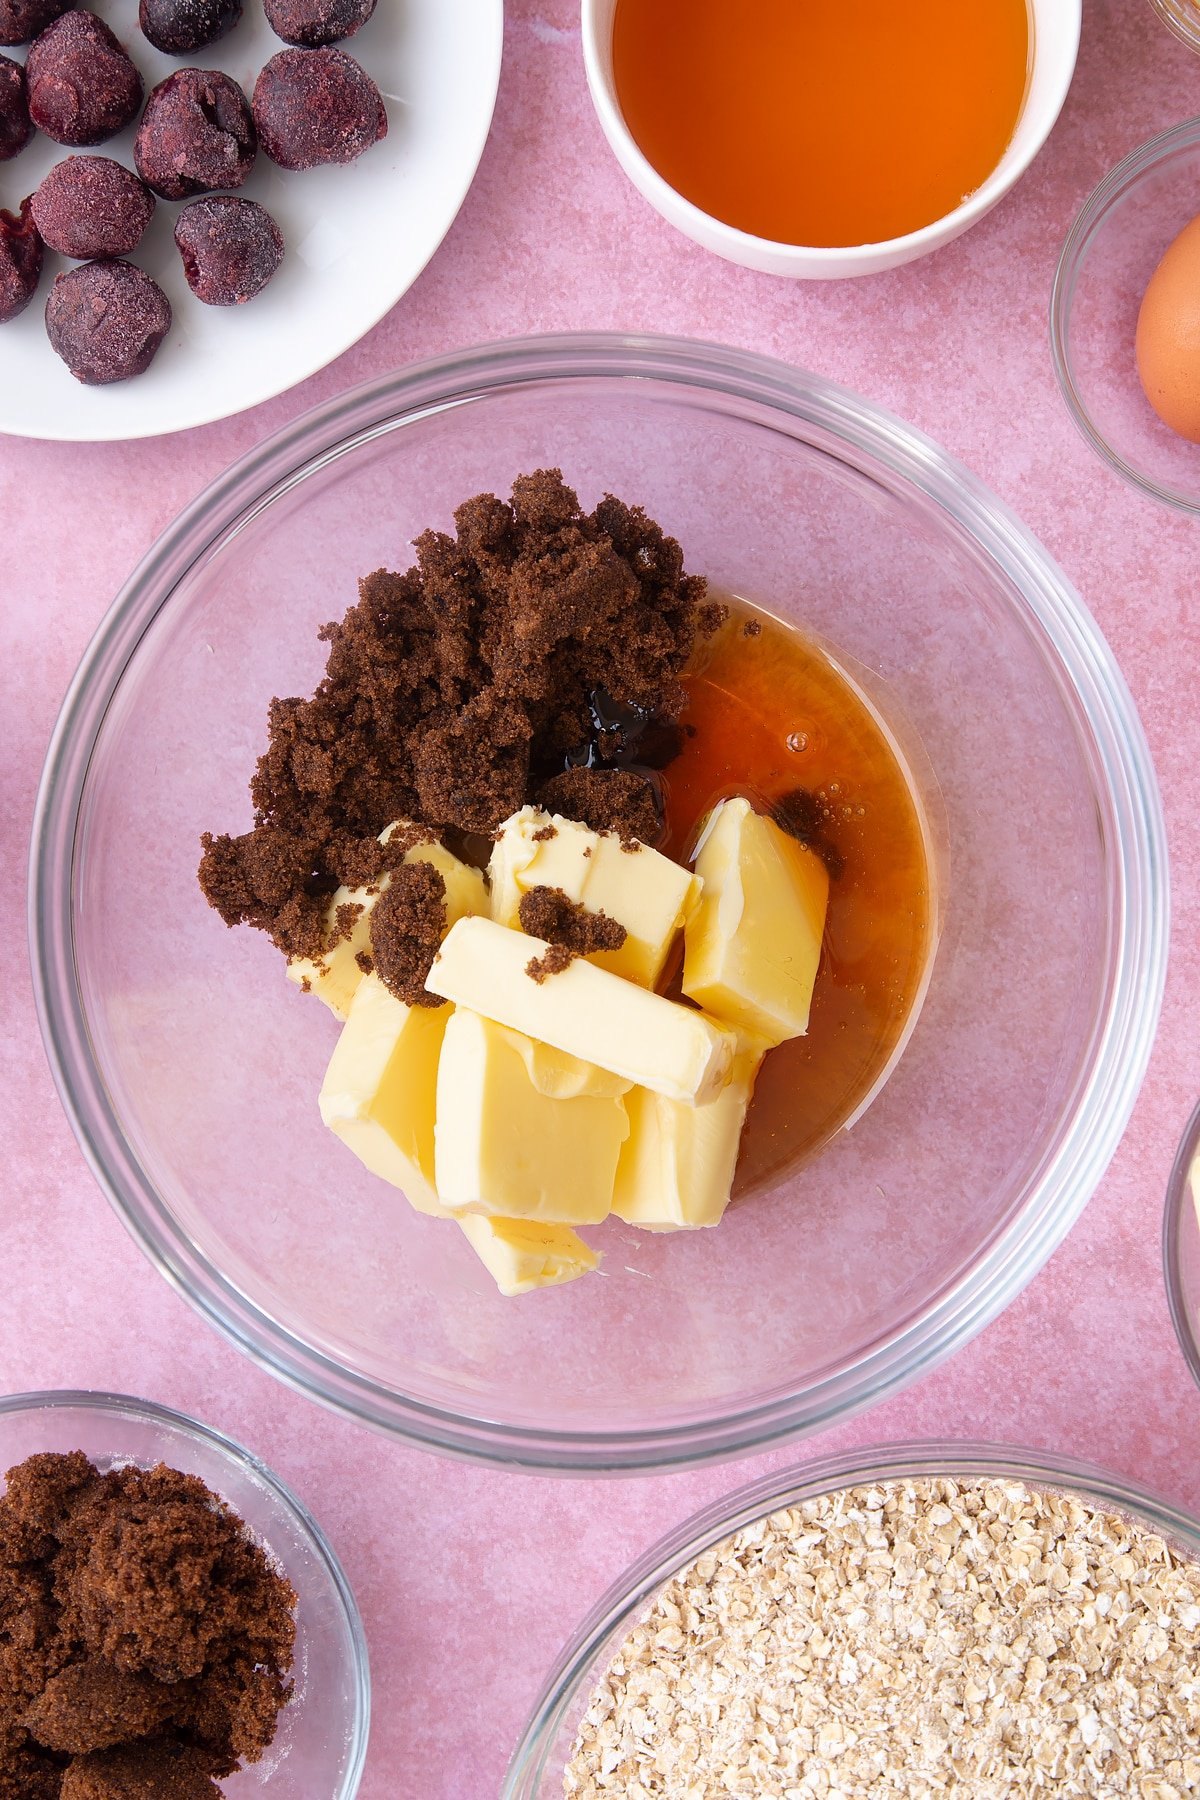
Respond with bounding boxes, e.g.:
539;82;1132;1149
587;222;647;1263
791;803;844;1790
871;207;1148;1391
0;1391;370;1798
1163;1100;1200;1387
1051;117;1200;513
1145;0;1200;53
503;1440;1200;1795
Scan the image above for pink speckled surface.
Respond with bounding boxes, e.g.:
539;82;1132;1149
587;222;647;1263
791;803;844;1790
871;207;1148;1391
3;3;1200;1795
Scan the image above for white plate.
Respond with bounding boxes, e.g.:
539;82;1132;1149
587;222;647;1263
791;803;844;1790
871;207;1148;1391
0;0;503;439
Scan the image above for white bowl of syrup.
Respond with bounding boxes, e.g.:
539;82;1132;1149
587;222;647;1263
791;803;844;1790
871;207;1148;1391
582;0;1080;278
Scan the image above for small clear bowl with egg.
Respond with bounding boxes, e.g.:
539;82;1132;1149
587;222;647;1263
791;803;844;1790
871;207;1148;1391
1051;116;1200;513
0;1390;371;1799
1145;0;1200;54
1163;1100;1200;1388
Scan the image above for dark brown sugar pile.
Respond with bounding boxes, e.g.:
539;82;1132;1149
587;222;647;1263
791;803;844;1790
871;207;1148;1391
367;860;447;1007
199;469;723;969
518;887;627;958
520;888;627;984
0;1451;296;1797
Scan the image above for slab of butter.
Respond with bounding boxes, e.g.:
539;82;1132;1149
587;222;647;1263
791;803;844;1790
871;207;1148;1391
683;796;829;1046
434;1008;629;1223
288;825;487;1019
613;1042;765;1231
318;972;450;1216
489;805;701;987
456;1214;599;1297
427;915;737;1104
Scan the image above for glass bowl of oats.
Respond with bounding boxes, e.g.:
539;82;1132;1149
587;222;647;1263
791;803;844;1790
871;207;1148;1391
30;334;1166;1472
505;1441;1200;1796
1164;1098;1200;1387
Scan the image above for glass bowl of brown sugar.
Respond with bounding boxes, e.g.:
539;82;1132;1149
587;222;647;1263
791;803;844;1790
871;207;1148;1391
0;1391;369;1798
29;334;1167;1474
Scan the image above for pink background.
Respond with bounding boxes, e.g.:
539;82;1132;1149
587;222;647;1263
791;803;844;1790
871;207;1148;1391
3;2;1200;1793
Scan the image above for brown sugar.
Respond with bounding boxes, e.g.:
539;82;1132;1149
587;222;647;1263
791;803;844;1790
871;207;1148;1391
24;1664;174;1755
517;887;627;958
524;942;576;984
769;785;846;879
199;470;717;963
536;768;659;844
61;1745;219;1799
368;860;447;1007
0;1452;295;1797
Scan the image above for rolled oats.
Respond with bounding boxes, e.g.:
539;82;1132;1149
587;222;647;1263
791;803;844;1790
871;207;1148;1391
563;1478;1200;1797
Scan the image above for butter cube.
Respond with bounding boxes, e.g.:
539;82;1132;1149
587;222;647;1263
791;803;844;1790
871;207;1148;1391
318;973;450;1217
289;826;487;1018
457;1214;599;1296
613;1045;764;1231
682;797;829;1046
428;916;737;1104
489;805;701;987
435;1008;629;1223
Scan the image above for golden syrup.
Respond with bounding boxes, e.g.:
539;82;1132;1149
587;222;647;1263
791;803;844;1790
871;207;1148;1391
612;0;1030;247
661;604;934;1192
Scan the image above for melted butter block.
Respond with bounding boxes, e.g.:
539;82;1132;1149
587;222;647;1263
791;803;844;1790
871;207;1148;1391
427;915;737;1103
288;826;488;1017
613;1043;765;1230
434;1008;629;1224
318;973;450;1216
683;797;828;1045
457;1214;600;1296
489;805;701;987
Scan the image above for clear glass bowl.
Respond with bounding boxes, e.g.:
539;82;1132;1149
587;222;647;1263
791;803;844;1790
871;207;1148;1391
1145;0;1200;53
0;1390;369;1797
30;334;1167;1472
503;1440;1200;1795
1051;118;1200;513
1163;1098;1200;1386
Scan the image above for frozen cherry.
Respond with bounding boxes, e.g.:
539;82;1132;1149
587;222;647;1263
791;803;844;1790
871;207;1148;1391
0;197;42;321
45;258;171;383
0;0;70;47
26;11;143;146
252;48;386;170
32;156;155;257
135;69;256;200
139;0;241;56
0;53;31;158
174;195;283;305
263;0;375;49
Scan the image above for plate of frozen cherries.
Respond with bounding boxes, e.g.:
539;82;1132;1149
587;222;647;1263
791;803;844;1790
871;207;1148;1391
0;0;502;437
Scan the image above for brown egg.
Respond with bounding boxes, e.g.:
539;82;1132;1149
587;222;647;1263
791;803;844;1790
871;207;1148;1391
1136;212;1200;444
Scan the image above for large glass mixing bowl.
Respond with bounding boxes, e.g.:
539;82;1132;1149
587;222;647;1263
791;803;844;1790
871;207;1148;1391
30;336;1167;1472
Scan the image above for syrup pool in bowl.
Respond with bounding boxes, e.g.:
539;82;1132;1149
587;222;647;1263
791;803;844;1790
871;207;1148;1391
660;600;936;1193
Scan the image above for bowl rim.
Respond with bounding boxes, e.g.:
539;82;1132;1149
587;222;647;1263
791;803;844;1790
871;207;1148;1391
28;331;1169;1474
502;1437;1200;1795
0;1387;371;1798
580;0;1082;270
1049;113;1200;515
1144;0;1200;53
1162;1098;1200;1385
